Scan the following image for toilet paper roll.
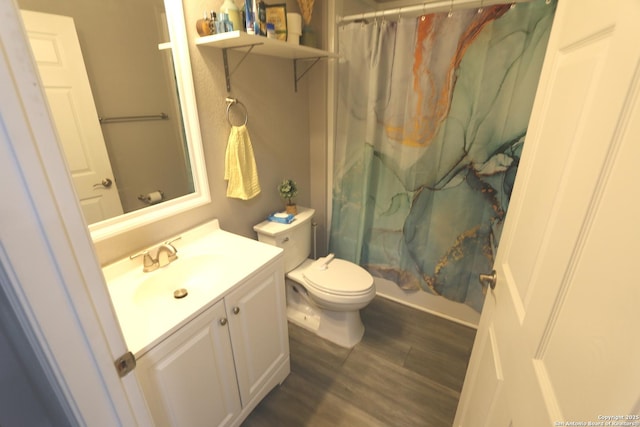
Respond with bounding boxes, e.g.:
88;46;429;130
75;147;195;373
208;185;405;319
287;12;302;35
146;191;163;204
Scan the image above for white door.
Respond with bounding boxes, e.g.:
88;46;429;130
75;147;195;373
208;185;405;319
454;1;640;425
21;10;124;224
2;2;152;423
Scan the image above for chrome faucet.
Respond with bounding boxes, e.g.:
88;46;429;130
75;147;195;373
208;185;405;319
130;236;182;272
155;241;179;267
130;250;158;272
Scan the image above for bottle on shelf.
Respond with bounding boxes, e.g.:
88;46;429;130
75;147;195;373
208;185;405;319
220;0;242;33
257;1;266;36
252;0;260;35
196;10;216;36
216;13;234;33
244;0;255;34
266;22;275;39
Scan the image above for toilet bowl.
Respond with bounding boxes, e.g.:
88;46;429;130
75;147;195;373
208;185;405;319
253;207;375;348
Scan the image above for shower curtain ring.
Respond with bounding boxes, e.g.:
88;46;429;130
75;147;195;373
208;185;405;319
448;0;454;18
421;3;427;21
478;0;484;14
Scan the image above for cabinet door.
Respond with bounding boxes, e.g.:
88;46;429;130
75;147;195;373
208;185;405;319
225;261;289;406
136;300;241;427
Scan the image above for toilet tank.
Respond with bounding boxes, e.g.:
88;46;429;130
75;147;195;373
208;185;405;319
253;206;315;272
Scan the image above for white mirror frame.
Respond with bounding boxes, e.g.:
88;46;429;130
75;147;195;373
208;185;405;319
89;0;209;243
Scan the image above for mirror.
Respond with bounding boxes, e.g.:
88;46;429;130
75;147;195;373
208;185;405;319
18;0;209;242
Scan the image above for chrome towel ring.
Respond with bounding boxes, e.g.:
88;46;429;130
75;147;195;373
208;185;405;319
226;97;248;126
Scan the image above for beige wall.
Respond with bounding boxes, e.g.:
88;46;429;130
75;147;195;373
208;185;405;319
308;1;330;257
93;0;328;264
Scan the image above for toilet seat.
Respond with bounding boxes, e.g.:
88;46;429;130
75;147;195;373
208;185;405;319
303;258;373;297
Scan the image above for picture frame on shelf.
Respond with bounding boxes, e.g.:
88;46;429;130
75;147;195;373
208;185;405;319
265;4;287;41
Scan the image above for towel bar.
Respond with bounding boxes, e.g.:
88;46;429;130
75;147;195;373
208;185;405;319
99;112;168;124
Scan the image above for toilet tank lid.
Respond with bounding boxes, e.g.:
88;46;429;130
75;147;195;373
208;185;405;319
253;206;315;236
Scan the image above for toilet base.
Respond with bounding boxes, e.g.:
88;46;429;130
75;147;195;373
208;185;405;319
317;309;365;348
286;305;320;332
285;281;365;348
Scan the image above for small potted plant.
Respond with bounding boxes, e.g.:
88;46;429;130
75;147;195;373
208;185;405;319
278;179;298;214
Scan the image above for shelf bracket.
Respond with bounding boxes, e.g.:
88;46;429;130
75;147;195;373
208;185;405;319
293;57;323;92
222;43;263;93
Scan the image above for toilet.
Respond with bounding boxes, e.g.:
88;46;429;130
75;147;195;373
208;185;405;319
253;206;375;348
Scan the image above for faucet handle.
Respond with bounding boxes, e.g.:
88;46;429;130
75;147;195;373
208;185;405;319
165;236;182;247
129;250;158;272
163;236;182;261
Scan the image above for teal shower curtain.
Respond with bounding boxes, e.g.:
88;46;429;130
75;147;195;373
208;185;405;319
329;0;556;312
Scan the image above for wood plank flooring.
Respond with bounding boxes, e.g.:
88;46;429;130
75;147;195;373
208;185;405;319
242;296;477;427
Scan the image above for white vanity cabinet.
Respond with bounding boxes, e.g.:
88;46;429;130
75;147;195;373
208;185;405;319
135;258;289;427
225;262;290;407
136;299;241;427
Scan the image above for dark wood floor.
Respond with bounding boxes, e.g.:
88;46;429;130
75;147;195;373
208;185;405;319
242;296;477;427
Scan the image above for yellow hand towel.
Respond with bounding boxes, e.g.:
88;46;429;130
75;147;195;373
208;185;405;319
224;124;261;200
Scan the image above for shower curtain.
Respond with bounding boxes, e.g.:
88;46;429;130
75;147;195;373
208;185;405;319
329;0;556;312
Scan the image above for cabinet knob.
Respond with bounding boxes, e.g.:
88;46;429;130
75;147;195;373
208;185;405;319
219;317;228;326
232;306;240;315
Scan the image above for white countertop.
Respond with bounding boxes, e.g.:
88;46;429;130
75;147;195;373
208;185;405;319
102;220;282;357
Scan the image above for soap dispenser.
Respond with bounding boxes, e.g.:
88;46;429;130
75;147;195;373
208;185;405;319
220;0;242;33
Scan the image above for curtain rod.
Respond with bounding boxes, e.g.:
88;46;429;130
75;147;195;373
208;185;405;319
338;0;536;24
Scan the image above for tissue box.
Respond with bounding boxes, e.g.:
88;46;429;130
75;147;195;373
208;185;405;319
268;212;295;224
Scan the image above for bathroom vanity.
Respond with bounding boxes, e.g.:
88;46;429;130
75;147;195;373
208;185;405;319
102;220;289;427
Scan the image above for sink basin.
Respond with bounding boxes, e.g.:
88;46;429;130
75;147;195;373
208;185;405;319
102;219;284;357
132;254;228;308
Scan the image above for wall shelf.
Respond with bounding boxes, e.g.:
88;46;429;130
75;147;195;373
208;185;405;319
196;31;337;92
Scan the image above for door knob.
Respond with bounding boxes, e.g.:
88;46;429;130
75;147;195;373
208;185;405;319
479;270;497;290
93;178;113;188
